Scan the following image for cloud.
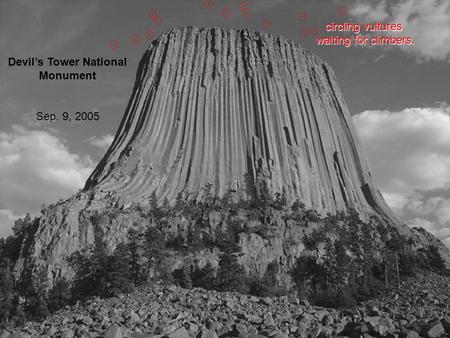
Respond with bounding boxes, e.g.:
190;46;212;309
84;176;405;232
350;0;389;21
0;0;100;56
354;106;450;195
88;134;114;150
353;105;450;248
0;125;93;237
350;0;450;61
251;0;288;11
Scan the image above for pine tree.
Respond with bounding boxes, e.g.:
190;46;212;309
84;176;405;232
150;191;158;210
99;243;134;297
291;200;306;222
192;262;215;289
161;198;170;213
244;173;258;207
360;223;376;289
263;261;279;287
220;189;235;208
256;179;272;208
9;295;26;327
203;183;215;208
386;235;403;287
303;209;321;223
291;200;305;213
174;193;186;211
215;227;248;293
149;191;163;219
426;245;448;274
12;218;25;239
334;239;351;285
347;222;363;281
144;227;165;279
46;279;72;313
346;208;361;227
290;255;327;297
12;213;33;238
0;258;14;324
181;264;193;289
24;269;50;321
128;229;148;285
186;224;203;252
215;250;248;293
69;243;134;300
172;263;193;289
69;249;105;299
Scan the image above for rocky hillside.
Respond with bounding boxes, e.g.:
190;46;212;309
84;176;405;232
14;195;450;292
3;272;450;338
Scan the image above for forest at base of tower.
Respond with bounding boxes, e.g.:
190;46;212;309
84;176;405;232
1;183;449;329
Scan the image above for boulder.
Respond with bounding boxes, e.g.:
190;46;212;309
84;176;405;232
105;325;123;338
423;320;445;338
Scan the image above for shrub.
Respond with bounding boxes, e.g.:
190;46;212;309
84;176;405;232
166;233;185;251
98;243;134;297
25;293;49;321
273;187;287;210
173;263;193;289
47;279;72;313
303;209;321;223
186;224;203;252
248;278;273;297
70;244;134;300
0;258;14;324
248;278;288;298
290;255;327;292
398;252;417;277
426;245;448;274
144;227;166;278
215;251;248;293
312;286;356;309
192;262;215;289
302;228;326;251
128;229;149;285
291;200;305;213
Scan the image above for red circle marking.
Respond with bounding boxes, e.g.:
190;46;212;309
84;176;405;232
145;28;154;40
239;1;249;11
221;6;231;18
109;40;120;51
297;11;309;21
203;0;214;9
148;9;161;24
338;5;348;16
240;9;251;18
261;17;271;30
131;33;140;46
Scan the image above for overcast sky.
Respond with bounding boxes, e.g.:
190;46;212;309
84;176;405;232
1;0;449;248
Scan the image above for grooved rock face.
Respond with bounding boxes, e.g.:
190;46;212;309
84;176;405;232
85;26;392;219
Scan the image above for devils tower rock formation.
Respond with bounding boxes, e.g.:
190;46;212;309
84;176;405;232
85;26;392;219
14;27;450;288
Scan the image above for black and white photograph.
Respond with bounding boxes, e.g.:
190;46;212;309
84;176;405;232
1;0;450;337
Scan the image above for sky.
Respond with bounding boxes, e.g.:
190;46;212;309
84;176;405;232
0;0;449;248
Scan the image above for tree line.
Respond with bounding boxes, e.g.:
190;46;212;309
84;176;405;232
1;178;449;327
